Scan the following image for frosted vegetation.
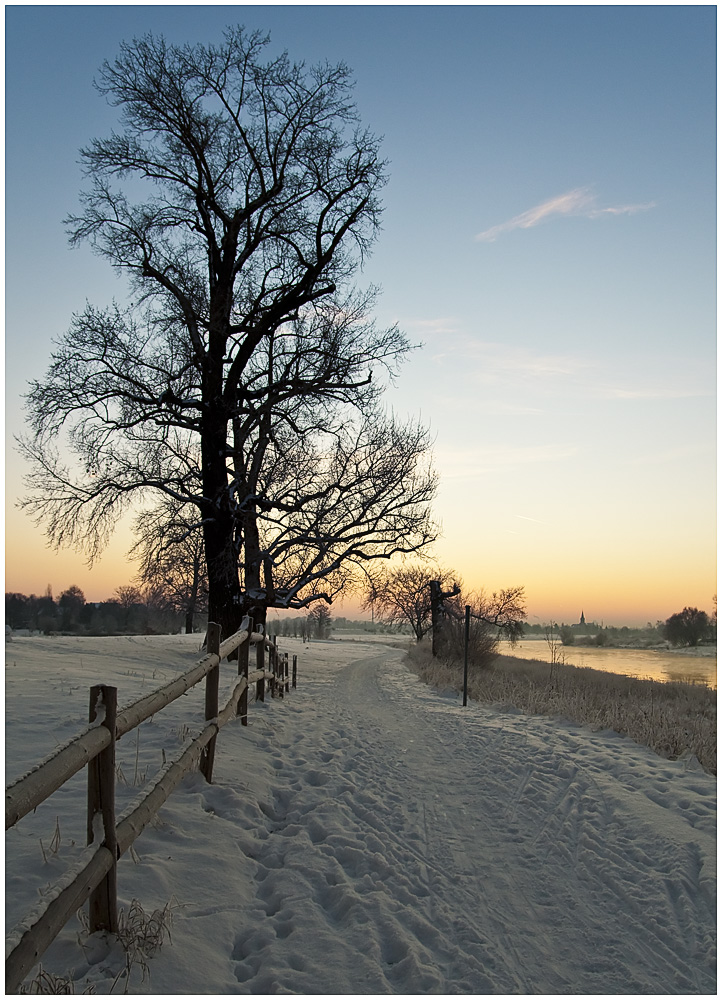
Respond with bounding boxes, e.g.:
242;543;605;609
409;644;716;775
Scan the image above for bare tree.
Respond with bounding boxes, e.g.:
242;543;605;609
18;28;436;639
58;585;86;631
363;563;460;641
130;499;208;634
366;563;525;664
440;587;527;667
308;604;332;639
663;607;713;647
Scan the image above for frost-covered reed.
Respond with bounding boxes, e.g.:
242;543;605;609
408;644;716;775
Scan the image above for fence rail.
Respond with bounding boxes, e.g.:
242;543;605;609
5;618;295;993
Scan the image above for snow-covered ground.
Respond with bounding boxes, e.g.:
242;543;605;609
5;634;717;994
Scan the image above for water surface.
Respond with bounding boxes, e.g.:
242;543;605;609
505;639;716;688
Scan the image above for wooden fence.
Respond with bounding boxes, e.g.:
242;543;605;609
5;617;297;994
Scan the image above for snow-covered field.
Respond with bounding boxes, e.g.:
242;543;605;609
5;634;717;994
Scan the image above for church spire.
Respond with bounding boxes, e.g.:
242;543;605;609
579;610;586;626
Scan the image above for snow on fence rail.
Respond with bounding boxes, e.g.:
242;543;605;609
5;617;297;994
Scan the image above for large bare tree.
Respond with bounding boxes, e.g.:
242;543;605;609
19;28;437;637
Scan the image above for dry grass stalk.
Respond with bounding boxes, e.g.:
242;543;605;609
39;817;62;864
115;897;175;982
19;966;95;994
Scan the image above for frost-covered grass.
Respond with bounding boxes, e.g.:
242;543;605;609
408;644;717;774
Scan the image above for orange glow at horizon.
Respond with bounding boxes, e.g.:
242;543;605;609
5;466;715;628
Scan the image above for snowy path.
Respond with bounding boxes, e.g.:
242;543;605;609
6;636;716;994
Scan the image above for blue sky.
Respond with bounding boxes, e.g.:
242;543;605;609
5;5;717;625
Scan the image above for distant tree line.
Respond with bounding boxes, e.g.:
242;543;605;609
5;584;196;636
524;606;716;649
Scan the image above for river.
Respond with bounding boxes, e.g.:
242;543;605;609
504;639;717;688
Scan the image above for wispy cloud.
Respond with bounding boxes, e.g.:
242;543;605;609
595;384;713;401
461;340;594;384
402;317;459;336
438;444;578;480
475;187;655;243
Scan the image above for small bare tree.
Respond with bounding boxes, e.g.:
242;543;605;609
130;499;208;634
441;587;527;668
363;563;459;641
308;604;332;639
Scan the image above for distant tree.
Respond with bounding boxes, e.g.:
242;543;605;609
364;564;526;659
111;585;146;632
130;500;208;634
35;585;58;634
663;607;713;647
114;585;142;608
5;593;30;630
434;587;526;670
441;586;527;664
88;601;122;635
558;625;575;646
363;563;460;641
141;583;184;634
58;585;86;630
308;604;332;639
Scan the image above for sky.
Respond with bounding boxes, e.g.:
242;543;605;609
4;4;717;626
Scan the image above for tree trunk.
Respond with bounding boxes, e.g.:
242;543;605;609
240;516;267;631
185;610;194;635
201;423;243;643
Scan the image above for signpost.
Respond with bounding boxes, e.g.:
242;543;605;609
463;604;470;706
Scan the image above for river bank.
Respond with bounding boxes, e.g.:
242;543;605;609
408;644;716;775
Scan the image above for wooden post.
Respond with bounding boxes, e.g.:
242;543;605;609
463;605;470;707
275;639;284;699
238;617;252;724
430;580;443;657
284;652;289;693
256;630;265;702
201;622;221;782
292;654;297;689
87;685;118;934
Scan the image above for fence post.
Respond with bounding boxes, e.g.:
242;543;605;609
87;685;118;934
256;628;265;702
284;652;289;693
292;654;297;689
238;616;252;724
274;637;284;699
201;622;221;782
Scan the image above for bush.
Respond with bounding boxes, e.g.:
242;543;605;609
663;607;714;647
436;615;498;668
558;625;575;646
